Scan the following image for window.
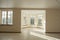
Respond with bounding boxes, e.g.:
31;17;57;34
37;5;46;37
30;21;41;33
23;16;26;25
1;10;13;25
30;16;35;25
8;11;13;25
2;11;7;24
38;15;42;26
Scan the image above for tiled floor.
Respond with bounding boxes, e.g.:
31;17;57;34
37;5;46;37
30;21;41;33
0;28;60;40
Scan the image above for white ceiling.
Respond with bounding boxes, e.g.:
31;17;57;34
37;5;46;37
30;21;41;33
0;0;60;8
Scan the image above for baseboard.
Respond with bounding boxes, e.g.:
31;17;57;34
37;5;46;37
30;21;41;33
46;32;60;33
0;31;21;33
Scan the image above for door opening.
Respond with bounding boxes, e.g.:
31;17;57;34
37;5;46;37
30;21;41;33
21;10;46;33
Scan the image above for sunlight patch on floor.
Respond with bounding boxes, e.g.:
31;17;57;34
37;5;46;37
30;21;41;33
30;32;60;40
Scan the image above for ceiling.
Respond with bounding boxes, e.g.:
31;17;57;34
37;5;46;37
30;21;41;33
0;0;60;8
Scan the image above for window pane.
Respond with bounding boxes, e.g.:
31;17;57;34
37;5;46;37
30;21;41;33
38;15;42;26
8;11;13;25
2;11;7;24
30;16;34;25
24;16;26;25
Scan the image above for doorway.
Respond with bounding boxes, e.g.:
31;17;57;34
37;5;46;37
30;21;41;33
21;10;46;33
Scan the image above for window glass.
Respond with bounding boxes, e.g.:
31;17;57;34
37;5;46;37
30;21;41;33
38;15;42;26
2;11;7;24
23;16;26;25
8;11;13;25
30;16;34;25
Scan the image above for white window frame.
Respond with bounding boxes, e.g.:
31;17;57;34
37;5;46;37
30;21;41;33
1;10;13;25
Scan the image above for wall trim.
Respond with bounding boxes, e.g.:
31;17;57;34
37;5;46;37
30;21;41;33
0;31;21;33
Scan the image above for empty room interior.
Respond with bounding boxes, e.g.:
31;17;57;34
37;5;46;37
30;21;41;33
0;0;60;40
